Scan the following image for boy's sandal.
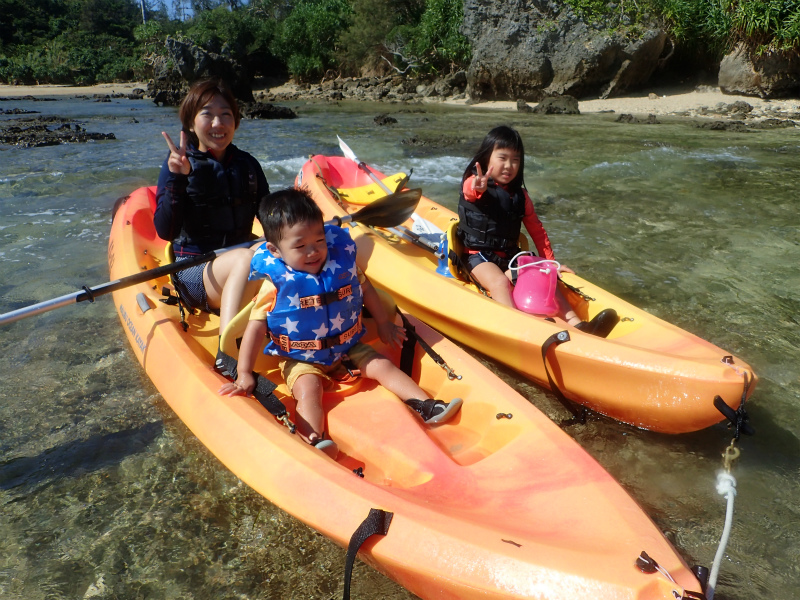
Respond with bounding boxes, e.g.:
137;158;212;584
404;398;463;424
312;438;339;459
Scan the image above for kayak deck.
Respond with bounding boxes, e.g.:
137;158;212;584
109;186;703;599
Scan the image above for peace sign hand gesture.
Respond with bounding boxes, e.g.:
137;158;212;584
472;163;493;193
162;130;191;176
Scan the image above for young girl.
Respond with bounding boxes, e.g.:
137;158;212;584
457;125;617;337
154;78;269;369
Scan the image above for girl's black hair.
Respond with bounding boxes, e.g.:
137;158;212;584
257;188;324;245
462;125;526;192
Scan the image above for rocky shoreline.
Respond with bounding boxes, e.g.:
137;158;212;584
1;79;799;149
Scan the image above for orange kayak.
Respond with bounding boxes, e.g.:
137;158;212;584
110;186;703;599
297;155;757;434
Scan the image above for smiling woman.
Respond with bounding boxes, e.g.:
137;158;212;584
154;78;268;346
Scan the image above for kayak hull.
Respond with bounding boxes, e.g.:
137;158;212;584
297;155;757;434
109;186;702;599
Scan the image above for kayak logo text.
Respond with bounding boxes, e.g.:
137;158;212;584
119;304;147;354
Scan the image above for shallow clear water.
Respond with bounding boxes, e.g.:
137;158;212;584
1;96;798;599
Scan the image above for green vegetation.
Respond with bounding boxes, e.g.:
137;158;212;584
1;0;798;85
563;0;800;56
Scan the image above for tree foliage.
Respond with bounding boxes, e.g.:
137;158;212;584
3;0;799;86
270;0;352;79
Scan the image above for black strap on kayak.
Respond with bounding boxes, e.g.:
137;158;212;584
396;309;461;380
342;508;393;600
541;330;586;424
558;277;595;302
447;248;489;295
713;365;755;438
216;350;296;433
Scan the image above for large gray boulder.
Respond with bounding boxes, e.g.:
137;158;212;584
462;0;668;101
719;43;800;98
164;37;254;102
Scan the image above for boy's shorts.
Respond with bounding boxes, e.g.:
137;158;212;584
280;342;381;394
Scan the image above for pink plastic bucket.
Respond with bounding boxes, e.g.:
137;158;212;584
509;253;560;316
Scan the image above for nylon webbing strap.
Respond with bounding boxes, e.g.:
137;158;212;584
541;331;586;423
217;350;289;422
396;310;460;380
343;508;393;600
252;375;286;418
399;325;416;376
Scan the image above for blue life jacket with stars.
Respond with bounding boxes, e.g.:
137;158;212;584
249;225;364;366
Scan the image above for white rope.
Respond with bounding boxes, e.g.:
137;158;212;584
707;471;737;600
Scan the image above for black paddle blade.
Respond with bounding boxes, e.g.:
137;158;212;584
344;188;422;228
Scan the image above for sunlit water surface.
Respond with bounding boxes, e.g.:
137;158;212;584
1;96;798;600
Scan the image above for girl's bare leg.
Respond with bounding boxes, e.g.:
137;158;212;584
470;261;514;307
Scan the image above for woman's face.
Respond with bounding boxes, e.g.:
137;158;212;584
486;145;521;186
191;94;236;156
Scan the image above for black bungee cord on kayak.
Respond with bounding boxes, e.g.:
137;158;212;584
540;330;587;424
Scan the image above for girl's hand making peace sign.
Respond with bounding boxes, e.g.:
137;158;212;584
472;163;494;193
162;130;191;175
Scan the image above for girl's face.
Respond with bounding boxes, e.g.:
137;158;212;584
191;94;236;156
486;145;521;186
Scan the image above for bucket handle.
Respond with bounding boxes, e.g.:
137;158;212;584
508;251;560;274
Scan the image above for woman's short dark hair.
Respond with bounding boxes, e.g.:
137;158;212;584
178;79;241;147
462;125;526;193
258;188;324;245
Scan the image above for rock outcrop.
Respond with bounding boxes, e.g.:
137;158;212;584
718;43;800;98
147;37;254;106
462;0;669;101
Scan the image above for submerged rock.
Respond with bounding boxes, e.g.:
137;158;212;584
0;116;115;148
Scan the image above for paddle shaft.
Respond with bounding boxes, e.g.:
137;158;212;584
0;240;256;326
0;192;421;327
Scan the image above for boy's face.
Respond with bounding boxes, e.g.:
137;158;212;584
266;219;328;274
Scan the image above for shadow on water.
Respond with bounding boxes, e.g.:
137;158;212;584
0;421;162;495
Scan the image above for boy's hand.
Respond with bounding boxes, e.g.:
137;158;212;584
219;371;256;397
162;130;191;175
378;321;408;349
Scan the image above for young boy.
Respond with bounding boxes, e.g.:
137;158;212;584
219;188;461;458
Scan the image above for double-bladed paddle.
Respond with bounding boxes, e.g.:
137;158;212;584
0;190;421;326
337;135;399;196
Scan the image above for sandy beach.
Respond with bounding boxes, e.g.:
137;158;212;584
2;80;800;118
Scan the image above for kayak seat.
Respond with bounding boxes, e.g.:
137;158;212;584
445;220;530;283
337;172;408;206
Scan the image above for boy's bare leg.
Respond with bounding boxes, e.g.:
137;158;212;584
361;355;427;400
291;373;326;444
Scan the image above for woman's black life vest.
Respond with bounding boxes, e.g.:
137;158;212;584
457;180;526;252
175;145;261;251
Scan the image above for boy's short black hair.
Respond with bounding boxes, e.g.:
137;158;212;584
257;187;324;245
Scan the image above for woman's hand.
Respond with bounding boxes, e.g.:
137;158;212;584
378;321;408;349
162;130;191;175
558;264;575;275
472;163;494;193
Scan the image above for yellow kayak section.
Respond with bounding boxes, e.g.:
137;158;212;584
109;186;704;599
298;155;757;434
